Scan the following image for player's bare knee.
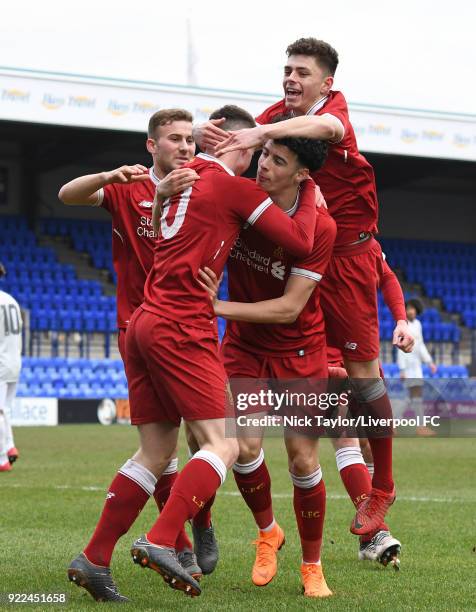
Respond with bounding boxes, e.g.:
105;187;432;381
199;438;238;469
288;452;318;476
332;436;359;450
237;438;262;464
132;447;175;478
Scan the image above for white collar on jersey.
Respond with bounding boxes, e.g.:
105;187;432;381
197;152;235;176
283;188;300;217
149;166;162;186
290;95;329;117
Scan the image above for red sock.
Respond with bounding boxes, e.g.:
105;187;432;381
340;463;372;508
356;392;395;493
368;436;394;492
153;471;193;552
335;450;389;540
233;454;273;530
84;473;150;566
147;455;223;548
193;493;215;529
153;472;177;512
292;476;326;563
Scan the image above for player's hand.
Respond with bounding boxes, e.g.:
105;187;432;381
328;365;348;379
430;362;437;375
197;266;223;308
315;184;327;209
157;168;199;199
393;320;414;353
399;371;406;380
104;164;149;184
215;126;265;155
193;118;229;150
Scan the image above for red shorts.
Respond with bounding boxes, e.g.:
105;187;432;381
118;328;126;362
221;335;328;430
221;336;328;380
125;308;229;426
320;237;382;362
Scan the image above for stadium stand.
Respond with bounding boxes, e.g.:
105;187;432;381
1;217;474;398
14;357;469;400
381;238;476;332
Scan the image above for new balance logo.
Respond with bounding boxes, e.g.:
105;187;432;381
344;342;358;350
138;200;153;208
271;260;286;281
106;492;116;500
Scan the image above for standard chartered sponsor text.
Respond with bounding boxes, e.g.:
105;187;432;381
137;216;157;238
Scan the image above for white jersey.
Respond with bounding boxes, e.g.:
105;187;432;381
397;318;432;378
0;291;22;383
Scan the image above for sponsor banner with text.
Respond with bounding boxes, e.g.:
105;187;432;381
9;397;58;426
1;68;476;160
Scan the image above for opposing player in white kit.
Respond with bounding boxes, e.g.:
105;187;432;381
0;263;23;471
398;299;437;436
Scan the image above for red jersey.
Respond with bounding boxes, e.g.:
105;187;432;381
142;153;318;330
226;206;336;356
256;91;379;247
98;168;159;328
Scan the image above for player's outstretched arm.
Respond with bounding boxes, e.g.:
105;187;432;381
58;164;149;206
198;267;316;324
379;260;414;353
215;115;343;155
252;179;318;258
231;178;318;259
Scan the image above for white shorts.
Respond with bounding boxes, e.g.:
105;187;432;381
402;363;424;384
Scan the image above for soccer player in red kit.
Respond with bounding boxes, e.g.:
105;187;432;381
198;134;335;597
59;108;195;356
88;104;320;598
328;256;413;568
205;38;413;534
60;109;202;601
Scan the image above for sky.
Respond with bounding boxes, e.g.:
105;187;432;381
1;0;475;115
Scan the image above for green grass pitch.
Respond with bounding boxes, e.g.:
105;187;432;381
1;425;475;611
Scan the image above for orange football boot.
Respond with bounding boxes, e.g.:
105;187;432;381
251;523;285;586
301;563;333;598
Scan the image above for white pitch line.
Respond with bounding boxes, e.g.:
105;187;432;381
3;483;475;504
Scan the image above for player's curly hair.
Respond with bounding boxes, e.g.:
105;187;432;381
148;109;193;137
271;114;328;172
209;105;256;131
406;298;423;315
286;37;339;76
